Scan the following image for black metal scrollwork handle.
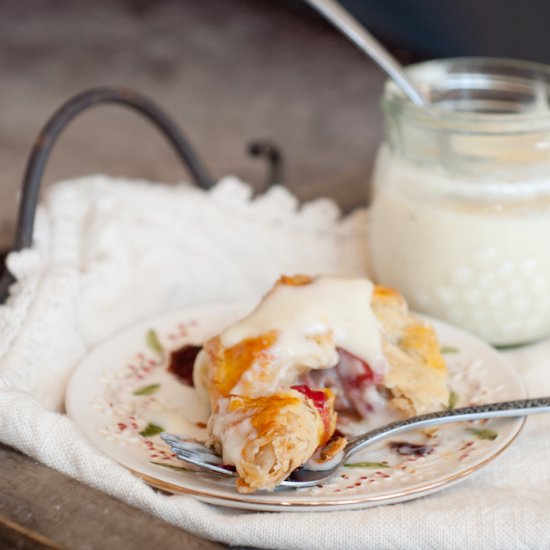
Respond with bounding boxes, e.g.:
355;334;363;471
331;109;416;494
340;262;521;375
0;86;284;303
13;87;216;251
248;139;284;189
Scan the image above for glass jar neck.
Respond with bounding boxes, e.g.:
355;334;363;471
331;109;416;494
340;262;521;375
383;58;550;183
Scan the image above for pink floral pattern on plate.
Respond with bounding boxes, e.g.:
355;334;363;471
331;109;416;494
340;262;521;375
66;303;525;510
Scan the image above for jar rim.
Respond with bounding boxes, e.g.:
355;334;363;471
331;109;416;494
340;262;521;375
384;57;550;133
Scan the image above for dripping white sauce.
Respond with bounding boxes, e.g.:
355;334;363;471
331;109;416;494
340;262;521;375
304;450;345;471
210;399;257;466
220;276;387;395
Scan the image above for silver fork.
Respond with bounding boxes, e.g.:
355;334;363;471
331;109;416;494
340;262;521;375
161;397;550;488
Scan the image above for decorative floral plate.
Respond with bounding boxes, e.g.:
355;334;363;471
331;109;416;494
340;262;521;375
65;302;526;512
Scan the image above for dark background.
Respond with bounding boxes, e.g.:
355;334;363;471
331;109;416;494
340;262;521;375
338;0;550;62
0;0;546;250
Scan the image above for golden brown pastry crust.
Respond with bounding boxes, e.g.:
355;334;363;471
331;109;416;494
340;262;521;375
208;388;335;492
200;276;449;492
372;286;449;415
203;331;278;406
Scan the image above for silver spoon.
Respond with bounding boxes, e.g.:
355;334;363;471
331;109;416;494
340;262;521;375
305;0;428;106
161;396;550;488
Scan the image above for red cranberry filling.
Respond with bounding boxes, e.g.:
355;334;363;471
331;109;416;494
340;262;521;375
296;349;385;419
167;344;202;386
291;384;331;441
336;348;383;417
337;348;380;388
389;441;434;457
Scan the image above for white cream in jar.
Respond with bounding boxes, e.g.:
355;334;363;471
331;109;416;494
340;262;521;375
369;58;550;345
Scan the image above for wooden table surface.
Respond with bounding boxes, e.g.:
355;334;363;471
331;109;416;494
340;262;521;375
0;444;225;550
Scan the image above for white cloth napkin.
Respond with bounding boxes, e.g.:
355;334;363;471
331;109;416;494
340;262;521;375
1;175;549;549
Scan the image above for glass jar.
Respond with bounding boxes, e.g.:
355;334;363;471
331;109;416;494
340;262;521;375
369;58;550;346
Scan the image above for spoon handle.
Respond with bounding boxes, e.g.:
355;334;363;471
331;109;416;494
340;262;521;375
344;397;550;459
305;0;427;106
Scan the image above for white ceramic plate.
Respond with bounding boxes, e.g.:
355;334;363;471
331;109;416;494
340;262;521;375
66;302;526;512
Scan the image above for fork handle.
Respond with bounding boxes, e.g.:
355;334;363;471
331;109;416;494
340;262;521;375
344;397;550;459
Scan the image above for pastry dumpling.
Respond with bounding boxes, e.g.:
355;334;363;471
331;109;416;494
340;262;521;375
208;386;336;493
194;275;449;492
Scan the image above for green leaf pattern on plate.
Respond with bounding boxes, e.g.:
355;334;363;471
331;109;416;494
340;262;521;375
467;428;498;441
150;461;190;472
133;383;161;396
448;390;459;410
139;423;164;438
146;329;164;357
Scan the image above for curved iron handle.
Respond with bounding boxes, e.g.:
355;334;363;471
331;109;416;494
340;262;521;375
0;86;219;303
0;87;286;304
248;140;284;191
14;86;216;252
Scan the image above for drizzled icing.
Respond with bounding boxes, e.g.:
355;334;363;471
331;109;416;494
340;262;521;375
220;276;387;396
210;400;257;466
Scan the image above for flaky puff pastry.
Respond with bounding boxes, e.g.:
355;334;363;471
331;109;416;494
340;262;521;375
371;286;449;415
208;387;336;493
194;276;449;493
199;275;331;407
